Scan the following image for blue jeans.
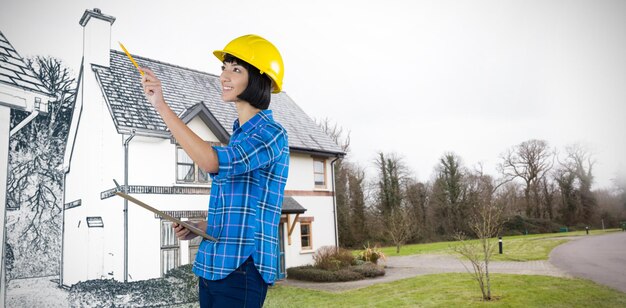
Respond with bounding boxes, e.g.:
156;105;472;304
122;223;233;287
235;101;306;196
198;257;269;307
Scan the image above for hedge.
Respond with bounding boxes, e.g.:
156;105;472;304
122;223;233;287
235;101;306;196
286;263;385;282
67;264;197;307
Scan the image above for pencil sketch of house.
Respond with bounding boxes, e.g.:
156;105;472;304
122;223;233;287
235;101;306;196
60;8;344;286
0;30;54;304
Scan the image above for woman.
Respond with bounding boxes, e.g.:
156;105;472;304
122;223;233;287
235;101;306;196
140;34;289;307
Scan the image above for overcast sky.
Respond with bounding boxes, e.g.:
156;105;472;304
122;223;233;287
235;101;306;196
2;0;625;189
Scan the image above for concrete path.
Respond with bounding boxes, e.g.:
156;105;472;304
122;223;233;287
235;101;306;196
280;253;569;292
550;231;626;293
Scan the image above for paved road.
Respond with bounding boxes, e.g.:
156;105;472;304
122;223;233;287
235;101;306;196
550;231;626;293
282;254;568;292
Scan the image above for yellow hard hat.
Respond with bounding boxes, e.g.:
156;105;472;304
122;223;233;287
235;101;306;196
213;34;284;93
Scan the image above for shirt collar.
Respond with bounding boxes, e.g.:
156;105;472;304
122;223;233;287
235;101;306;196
232;109;274;134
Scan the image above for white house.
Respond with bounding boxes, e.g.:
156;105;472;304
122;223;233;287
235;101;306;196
60;8;344;286
0;31;53;305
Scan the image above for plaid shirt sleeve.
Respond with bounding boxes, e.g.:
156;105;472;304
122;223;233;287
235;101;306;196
212;122;287;179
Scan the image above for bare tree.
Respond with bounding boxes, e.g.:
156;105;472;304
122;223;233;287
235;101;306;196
541;177;557;220
6;56;76;279
555;166;579;226
374;152;414;251
432;153;468;236
564;144;597;223
347;163;368;245
387;205;416;253
316;117;350;153
404;179;429;241
334;158;353;246
375;152;405;218
453;168;508;301
499;139;554;219
454;165;510;300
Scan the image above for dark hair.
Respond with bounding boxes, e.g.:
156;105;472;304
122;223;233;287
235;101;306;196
223;54;272;110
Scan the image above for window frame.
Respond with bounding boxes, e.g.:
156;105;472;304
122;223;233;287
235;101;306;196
187;218;203;264
160;220;180;277
300;221;313;251
312;157;327;189
175;142;221;185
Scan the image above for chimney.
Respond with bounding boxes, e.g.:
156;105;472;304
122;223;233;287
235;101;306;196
79;8;116;67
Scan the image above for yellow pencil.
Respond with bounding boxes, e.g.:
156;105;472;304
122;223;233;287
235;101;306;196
118;41;144;76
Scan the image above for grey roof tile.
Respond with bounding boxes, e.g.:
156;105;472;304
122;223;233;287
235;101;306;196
0;31;51;96
0;66;18;78
282;196;307;214
0;40;12;50
0;60;24;73
93;50;344;155
0;74;12;84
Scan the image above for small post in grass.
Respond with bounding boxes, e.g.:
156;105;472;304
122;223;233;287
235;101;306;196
498;236;503;254
586;226;589;235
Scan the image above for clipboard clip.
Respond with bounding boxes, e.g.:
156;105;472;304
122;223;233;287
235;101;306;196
113;179;127;193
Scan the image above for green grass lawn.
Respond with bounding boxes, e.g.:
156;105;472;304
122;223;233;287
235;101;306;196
371;229;619;261
266;273;626;307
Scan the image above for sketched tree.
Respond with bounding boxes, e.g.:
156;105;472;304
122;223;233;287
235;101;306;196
6;56;76;278
453;167;508;301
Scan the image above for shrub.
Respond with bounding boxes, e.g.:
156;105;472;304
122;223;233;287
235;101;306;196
357;243;386;265
286;265;364;282
502;215;561;235
350;262;385;278
313;246;356;270
68;264;198;307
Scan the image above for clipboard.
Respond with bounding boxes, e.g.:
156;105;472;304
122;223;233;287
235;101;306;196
113;180;217;242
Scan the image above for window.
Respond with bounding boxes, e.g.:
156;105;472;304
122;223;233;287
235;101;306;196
313;158;326;188
188;219;203;264
176;146;209;184
161;220;180;276
300;222;312;250
188;236;202;264
86;216;104;228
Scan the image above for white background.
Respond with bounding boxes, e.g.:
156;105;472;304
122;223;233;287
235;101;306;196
2;0;625;189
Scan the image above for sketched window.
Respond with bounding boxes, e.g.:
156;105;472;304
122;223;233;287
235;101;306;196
188;219;203;264
161;220;180;276
176;146;209;184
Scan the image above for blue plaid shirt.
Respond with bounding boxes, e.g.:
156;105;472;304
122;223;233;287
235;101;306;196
192;110;289;284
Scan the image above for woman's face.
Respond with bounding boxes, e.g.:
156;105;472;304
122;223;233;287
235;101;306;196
220;61;249;102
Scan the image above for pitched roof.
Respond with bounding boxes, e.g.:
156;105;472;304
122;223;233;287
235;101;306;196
282;196;307;214
0;31;51;96
92;50;344;156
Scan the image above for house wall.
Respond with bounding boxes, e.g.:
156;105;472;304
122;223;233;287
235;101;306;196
282;153;337;270
125;121;217;281
63;66;126;285
285;153;312;191
283;196;336;267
